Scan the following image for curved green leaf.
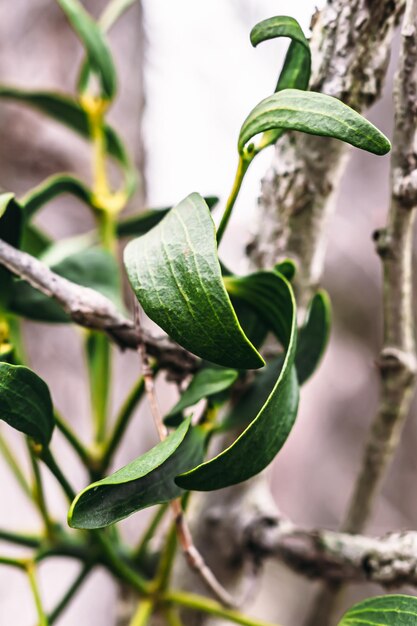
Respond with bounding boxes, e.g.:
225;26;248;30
338;594;417;626
275;259;296;282
166;367;238;421
0;363;54;445
176;271;299;491
68;418;204;529
239;89;391;156
116;196;219;238
0;88;137;197
296;290;331;384
124;193;264;369
21;174;94;218
9;247;123;323
58;0;116;100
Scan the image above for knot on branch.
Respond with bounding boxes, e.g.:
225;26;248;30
378;346;417;380
392;167;417;207
363;532;417;586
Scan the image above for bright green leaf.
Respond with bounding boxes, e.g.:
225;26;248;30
165;367;239;420
338;594;417;626
0;363;54;445
239;89;391;156
296;290;331;384
68;418;204;529
58;0;117;100
176;271;299;491
116;196;219;238
124;193;264;369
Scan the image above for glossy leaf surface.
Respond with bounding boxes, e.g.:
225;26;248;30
176;271;299;491
0;363;54;445
124;193;264;369
296;290;331;384
338;595;417;626
0;194;22;308
239;89;391;156
68;418;204;529
58;0;116;99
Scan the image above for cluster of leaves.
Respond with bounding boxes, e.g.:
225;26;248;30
0;2;412;625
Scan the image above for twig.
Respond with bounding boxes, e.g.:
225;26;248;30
0;238;197;380
305;2;417;623
134;305;235;607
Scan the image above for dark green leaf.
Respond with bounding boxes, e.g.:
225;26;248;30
0;363;54;445
20;224;52;257
338;594;417;626
124;193;264;369
116;196;219;238
21;174;94;218
0;88;137;197
10;247;123;323
0;194;22;309
239;89;391;156
275;259;296;282
296;290;331;384
166;367;238;419
58;0;116;99
176;271;299;491
68;418;204;529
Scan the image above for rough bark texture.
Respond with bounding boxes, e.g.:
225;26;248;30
250;0;404;307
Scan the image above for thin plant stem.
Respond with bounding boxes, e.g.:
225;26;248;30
0;432;32;499
94;531;150;595
101;374;147;472
216;154;252;245
48;563;93;624
0;529;41;549
163;606;184;626
164;591;282;626
28;445;54;536
40;449;76;502
26;561;49;626
129;598;154;626
134;503;169;563
54;411;92;469
86;330;112;446
0;555;26;569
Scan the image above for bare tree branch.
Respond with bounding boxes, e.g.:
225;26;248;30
0;237;197;379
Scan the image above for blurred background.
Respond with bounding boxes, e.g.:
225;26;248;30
0;1;413;624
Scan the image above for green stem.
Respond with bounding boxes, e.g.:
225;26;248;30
48;563;93;624
41;449;76;502
129;598;154;626
134;503;169;563
164;591;282;626
164;606;184;626
94;531;150;595
27;562;49;626
216;154;252;245
99;210;117;253
29;445;54;536
0;529;41;549
0;432;32;499
86;331;112;446
0;555;26;569
155;522;177;592
54;411;92;469
101;375;146;472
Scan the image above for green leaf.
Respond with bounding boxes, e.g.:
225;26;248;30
238;89;391;156
9;247;123;323
176;271;299;491
338;594;417;625
116;196;219;239
124;193;264;369
166;367;239;420
20;224;52;257
21;174;94;218
296;290;331;384
0;88;137;197
0;194;22;309
68;418;204;529
0;363;54;445
275;259;296;282
57;0;116;100
250;16;311;150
